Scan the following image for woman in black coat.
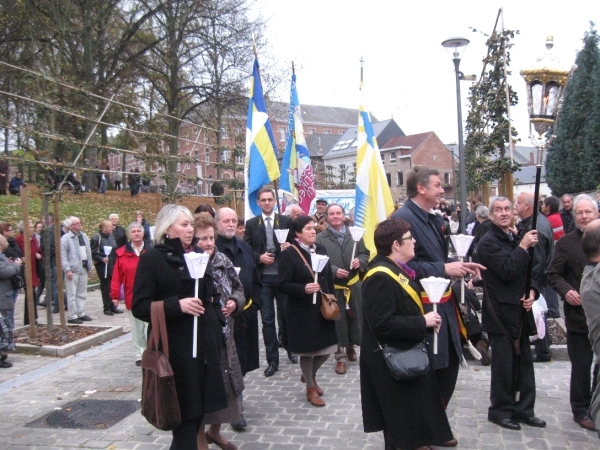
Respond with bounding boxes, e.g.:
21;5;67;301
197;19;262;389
90;220;121;316
360;218;454;450
132;204;227;450
277;215;337;407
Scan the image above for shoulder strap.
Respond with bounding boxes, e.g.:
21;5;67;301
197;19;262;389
291;245;315;278
150;301;169;358
364;266;424;314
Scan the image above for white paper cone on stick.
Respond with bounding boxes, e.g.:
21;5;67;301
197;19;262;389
449;234;475;258
103;246;112;278
149;226;156;241
274;229;289;244
234;267;241;275
421;276;451;355
184;252;210;279
183;252;210;358
310;254;329;304
348;226;366;241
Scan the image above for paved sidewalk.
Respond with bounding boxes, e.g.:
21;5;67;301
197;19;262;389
1;292;598;449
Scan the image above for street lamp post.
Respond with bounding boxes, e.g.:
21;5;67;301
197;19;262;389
442;37;470;233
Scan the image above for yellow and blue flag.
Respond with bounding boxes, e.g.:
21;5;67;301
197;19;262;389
280;74;315;214
354;84;394;256
244;58;280;219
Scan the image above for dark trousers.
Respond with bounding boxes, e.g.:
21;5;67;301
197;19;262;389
488;333;536;420
23;289;38;326
129;183;139;196
99;277;114;312
566;330;595;418
435;344;460;407
259;274;287;365
170;416;202;450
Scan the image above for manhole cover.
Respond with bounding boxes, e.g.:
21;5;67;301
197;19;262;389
26;399;140;429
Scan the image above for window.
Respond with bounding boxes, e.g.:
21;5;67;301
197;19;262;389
236;154;244;165
332;139;355;151
386;173;391;187
220;126;229;139
205;150;210;163
444;172;450;185
381;153;385;163
397;172;403;186
339;130;344;135
221;149;229;163
309;128;316;134
186;162;190;170
339;164;346;183
323;129;331;134
326;166;334;175
279;126;286;142
390;151;396;164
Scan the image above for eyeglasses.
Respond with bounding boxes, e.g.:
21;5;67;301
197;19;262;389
400;235;413;241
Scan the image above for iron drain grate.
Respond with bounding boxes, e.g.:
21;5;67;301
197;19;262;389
26;399;140;429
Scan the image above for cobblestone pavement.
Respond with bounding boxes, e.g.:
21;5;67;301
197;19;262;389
2;290;598;449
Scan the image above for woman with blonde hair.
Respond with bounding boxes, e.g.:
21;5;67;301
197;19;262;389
91;219;121;315
132;204;227;449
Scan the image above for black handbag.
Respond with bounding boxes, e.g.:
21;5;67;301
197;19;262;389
380;340;430;381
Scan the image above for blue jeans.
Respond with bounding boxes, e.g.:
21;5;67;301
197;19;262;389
259;274;288;365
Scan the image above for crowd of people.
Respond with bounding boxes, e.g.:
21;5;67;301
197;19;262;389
2;166;600;449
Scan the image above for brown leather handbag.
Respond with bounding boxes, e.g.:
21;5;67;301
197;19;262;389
291;245;341;321
141;301;182;431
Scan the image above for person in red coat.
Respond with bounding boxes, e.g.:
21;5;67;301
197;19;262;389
15;220;42;325
542;196;565;242
110;222;147;366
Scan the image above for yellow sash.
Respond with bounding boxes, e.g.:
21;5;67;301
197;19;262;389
334;273;360;303
363;266;424;314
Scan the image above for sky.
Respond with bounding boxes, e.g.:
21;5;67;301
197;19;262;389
253;0;600;146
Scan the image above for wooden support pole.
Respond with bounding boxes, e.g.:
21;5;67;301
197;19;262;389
20;187;36;336
53;195;66;328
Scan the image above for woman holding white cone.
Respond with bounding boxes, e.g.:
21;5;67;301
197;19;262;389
360;218;451;450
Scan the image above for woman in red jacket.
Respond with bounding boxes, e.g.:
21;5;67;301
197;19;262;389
110;222;147;366
16;220;42;325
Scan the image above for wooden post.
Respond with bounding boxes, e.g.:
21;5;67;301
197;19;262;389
53;195;66;328
41;194;53;330
20;187;36;336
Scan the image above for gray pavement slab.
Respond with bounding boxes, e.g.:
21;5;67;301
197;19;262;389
2;291;598;449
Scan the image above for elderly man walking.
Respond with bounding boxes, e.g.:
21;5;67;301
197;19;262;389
316;204;369;375
60;216;93;324
548;194;599;432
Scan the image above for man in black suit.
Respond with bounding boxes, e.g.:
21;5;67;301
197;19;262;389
244;187;295;377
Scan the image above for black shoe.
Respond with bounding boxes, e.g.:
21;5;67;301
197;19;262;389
79;315;93;321
0;360;12;369
532;353;552;363
104;310;114;316
231;415;247;431
1;354;7;361
111;308;124;314
52;306;59;313
288;351;298;364
37;302;47;307
517;416;546;428
488;417;521;430
68;318;83;324
264;362;278;377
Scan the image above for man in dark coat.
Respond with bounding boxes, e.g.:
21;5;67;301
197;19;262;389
391;166;484;410
215;207;261;430
548;194;599;432
560;194;575;235
476;196;546;431
9;172;26;195
109;214;128;248
515;192;557;359
316;203;369;375
244;187;294;377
